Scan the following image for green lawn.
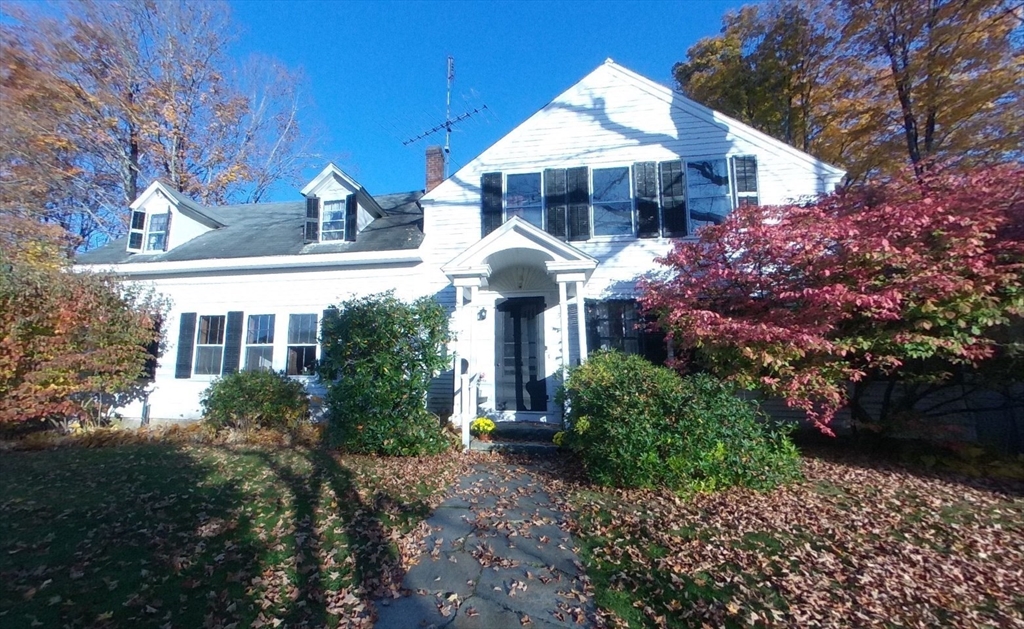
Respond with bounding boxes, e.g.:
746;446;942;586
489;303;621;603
564;448;1024;628
0;443;463;629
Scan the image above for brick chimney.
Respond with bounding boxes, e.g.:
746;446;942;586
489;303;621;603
425;145;445;192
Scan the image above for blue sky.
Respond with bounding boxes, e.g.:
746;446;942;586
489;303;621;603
230;0;747;199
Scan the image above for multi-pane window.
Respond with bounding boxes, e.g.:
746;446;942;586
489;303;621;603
305;197;320;241
145;213;168;251
244;314;275;371
686;158;731;231
128;210;146;250
585;300;667;366
194;315;226;375
506;173;543;228
732;156;759;206
591;167;632;236
321;200;346;241
482;155;758;241
287;314;318;376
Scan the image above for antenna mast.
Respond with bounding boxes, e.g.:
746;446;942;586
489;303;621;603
403;55;487;177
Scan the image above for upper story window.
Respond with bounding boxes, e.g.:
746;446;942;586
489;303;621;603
480;155;758;240
127;210;170;252
305;195;357;243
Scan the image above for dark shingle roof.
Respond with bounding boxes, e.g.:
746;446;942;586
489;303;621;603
75;191;424;265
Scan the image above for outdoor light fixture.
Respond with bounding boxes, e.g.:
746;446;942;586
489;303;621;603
478;308;487;320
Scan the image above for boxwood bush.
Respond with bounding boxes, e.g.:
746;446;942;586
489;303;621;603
319;292;453;456
201;370;310;432
560;350;800;491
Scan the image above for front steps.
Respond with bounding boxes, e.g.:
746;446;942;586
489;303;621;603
469;421;563;455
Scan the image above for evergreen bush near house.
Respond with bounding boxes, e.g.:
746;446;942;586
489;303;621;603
560;350;800;491
200;370;310;432
319;291;453;456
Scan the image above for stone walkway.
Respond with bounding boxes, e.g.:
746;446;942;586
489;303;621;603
375;462;596;628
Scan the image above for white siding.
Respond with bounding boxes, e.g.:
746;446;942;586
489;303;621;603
421;61;843;301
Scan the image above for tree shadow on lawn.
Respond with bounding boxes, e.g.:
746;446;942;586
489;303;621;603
0;443;266;629
0;442;438;629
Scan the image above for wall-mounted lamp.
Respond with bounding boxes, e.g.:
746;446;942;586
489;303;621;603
477;308;487;320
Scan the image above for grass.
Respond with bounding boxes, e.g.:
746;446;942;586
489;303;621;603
0;442;463;629
565;447;1024;628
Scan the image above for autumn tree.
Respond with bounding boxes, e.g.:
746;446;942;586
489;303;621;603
0;0;317;247
674;0;1023;182
0;222;165;426
639;164;1024;434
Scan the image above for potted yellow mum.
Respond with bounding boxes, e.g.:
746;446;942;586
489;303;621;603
470;417;496;441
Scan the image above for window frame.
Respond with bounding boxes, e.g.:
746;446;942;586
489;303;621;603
193;314;227;376
590;166;635;239
244;314;276;372
503;172;544;229
144;212;169;252
320;199;347;241
585;299;667;365
286;313;318;377
128;210;146;251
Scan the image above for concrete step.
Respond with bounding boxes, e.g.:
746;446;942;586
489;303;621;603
469;439;561;455
490;421;563;442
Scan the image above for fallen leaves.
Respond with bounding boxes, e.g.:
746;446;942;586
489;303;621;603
565;446;1024;627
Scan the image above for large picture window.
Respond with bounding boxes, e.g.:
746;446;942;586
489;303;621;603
244;314;275;371
287;314;318;376
194;315;226;375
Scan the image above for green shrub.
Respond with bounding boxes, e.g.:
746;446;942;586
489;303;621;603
200;370;310;432
319;292;452;456
560;350;800;491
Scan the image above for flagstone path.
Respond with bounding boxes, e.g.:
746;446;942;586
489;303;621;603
375;462;596;628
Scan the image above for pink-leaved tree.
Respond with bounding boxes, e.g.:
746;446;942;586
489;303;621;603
639;164;1024;434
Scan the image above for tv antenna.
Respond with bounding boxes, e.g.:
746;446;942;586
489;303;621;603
403;56;487;177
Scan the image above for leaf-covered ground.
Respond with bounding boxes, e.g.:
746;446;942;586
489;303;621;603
558;448;1024;628
0;443;465;629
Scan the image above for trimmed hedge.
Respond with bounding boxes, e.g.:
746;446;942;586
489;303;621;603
201;370;310;432
560;350;800;491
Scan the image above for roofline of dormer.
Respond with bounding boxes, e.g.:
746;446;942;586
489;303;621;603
130;181;224;229
301;163;386;217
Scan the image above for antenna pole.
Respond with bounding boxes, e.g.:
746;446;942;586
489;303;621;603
444;56;454;177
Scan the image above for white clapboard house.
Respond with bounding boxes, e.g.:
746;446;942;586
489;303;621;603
76;59;845;434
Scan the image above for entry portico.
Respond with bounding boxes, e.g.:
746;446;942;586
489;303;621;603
442;217;597;430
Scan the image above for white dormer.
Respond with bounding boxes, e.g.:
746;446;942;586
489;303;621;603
300;164;385;243
126;181;222;254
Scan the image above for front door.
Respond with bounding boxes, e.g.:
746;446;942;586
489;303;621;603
495;297;546;412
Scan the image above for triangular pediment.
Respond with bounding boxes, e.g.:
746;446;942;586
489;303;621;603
442;217;597;282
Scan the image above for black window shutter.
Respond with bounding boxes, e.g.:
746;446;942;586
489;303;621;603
481;172;503;237
221;311;244;375
544;169;567;239
174;313;197;379
660;161;688;237
305;196;320;242
566;166;590;241
634;162;660;238
344;194;357;241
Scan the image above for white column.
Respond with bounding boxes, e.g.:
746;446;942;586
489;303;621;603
558;280;570;377
575;280;588;362
453;286;464;423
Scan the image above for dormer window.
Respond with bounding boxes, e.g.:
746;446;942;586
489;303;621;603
304;194;357;243
127;210;170;253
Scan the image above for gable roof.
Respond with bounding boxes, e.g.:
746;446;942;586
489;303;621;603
602;60;846;178
131;181;224;229
75;191;424;266
301;163;386;217
424;59;845;203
